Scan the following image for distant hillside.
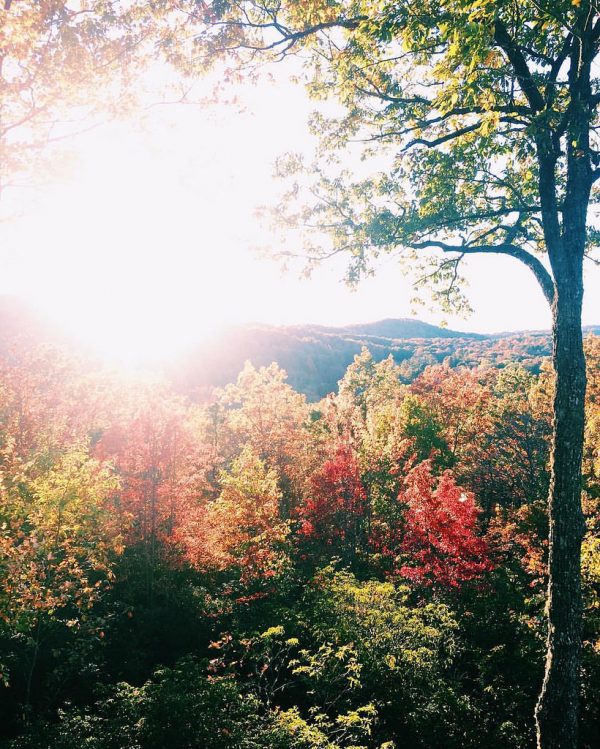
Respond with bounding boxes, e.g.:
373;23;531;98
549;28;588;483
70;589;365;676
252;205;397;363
1;297;598;402
173;322;600;401
329;318;479;339
172;320;483;401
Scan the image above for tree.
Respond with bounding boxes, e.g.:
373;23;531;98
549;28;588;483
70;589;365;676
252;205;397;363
410;364;492;464
186;3;600;745
298;444;368;565
477;364;551;512
177;446;290;585
0;446;121;629
92;382;208;610
4;1;599;745
95;385;200;545
394;459;492;588
218;362;313;517
583;336;600;498
0;0;153;204
338;348;405;421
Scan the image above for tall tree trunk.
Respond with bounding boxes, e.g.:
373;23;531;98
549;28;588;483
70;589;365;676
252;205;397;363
535;273;587;749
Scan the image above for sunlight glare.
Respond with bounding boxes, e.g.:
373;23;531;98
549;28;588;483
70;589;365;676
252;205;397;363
2;78;598;369
4;91;310;368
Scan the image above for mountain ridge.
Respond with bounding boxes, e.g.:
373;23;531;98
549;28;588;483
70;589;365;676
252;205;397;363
1;296;599;401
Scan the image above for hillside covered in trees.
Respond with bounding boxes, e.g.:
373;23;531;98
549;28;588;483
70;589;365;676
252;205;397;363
1;334;599;748
173;321;600;400
3;297;598;401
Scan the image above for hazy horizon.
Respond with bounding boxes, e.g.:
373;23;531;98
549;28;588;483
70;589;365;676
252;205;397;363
1;71;599;368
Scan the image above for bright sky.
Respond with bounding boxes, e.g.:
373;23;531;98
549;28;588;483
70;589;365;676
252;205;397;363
1;72;599;367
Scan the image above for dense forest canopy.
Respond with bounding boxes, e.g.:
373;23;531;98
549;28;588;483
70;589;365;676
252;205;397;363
164;4;600;744
0;335;598;748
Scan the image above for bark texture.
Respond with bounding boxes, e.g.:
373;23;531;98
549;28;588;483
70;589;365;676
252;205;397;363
535;285;586;749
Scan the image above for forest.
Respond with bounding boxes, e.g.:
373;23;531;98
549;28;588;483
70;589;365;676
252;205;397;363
0;336;598;748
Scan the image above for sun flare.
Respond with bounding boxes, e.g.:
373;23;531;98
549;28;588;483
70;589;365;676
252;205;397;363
4;99;307;367
2;82;598;370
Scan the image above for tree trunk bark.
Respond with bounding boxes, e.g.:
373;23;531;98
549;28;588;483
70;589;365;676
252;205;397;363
535;277;587;749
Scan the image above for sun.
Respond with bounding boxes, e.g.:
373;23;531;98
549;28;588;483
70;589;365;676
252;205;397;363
0;79;333;368
13;131;224;366
3;78;589;365
2;104;286;367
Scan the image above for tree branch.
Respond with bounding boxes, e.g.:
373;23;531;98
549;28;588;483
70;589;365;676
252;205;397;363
545;32;573;105
494;20;545;112
203;14;368;54
407;239;555;304
402;122;482;150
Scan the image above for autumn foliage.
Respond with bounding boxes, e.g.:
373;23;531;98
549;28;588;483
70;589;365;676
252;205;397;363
0;339;599;748
298;445;368;563
394;461;492;587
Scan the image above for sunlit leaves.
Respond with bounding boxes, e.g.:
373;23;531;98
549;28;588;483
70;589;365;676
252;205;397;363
0;0;162;195
183;0;598;304
178;446;291;583
390;460;492;587
0;330;598;746
0;444;121;631
298;444;368;565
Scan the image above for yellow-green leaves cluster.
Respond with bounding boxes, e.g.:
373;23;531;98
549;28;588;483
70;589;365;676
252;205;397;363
0;445;122;632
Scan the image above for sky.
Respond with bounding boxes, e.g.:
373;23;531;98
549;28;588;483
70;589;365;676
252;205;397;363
1;70;599;367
